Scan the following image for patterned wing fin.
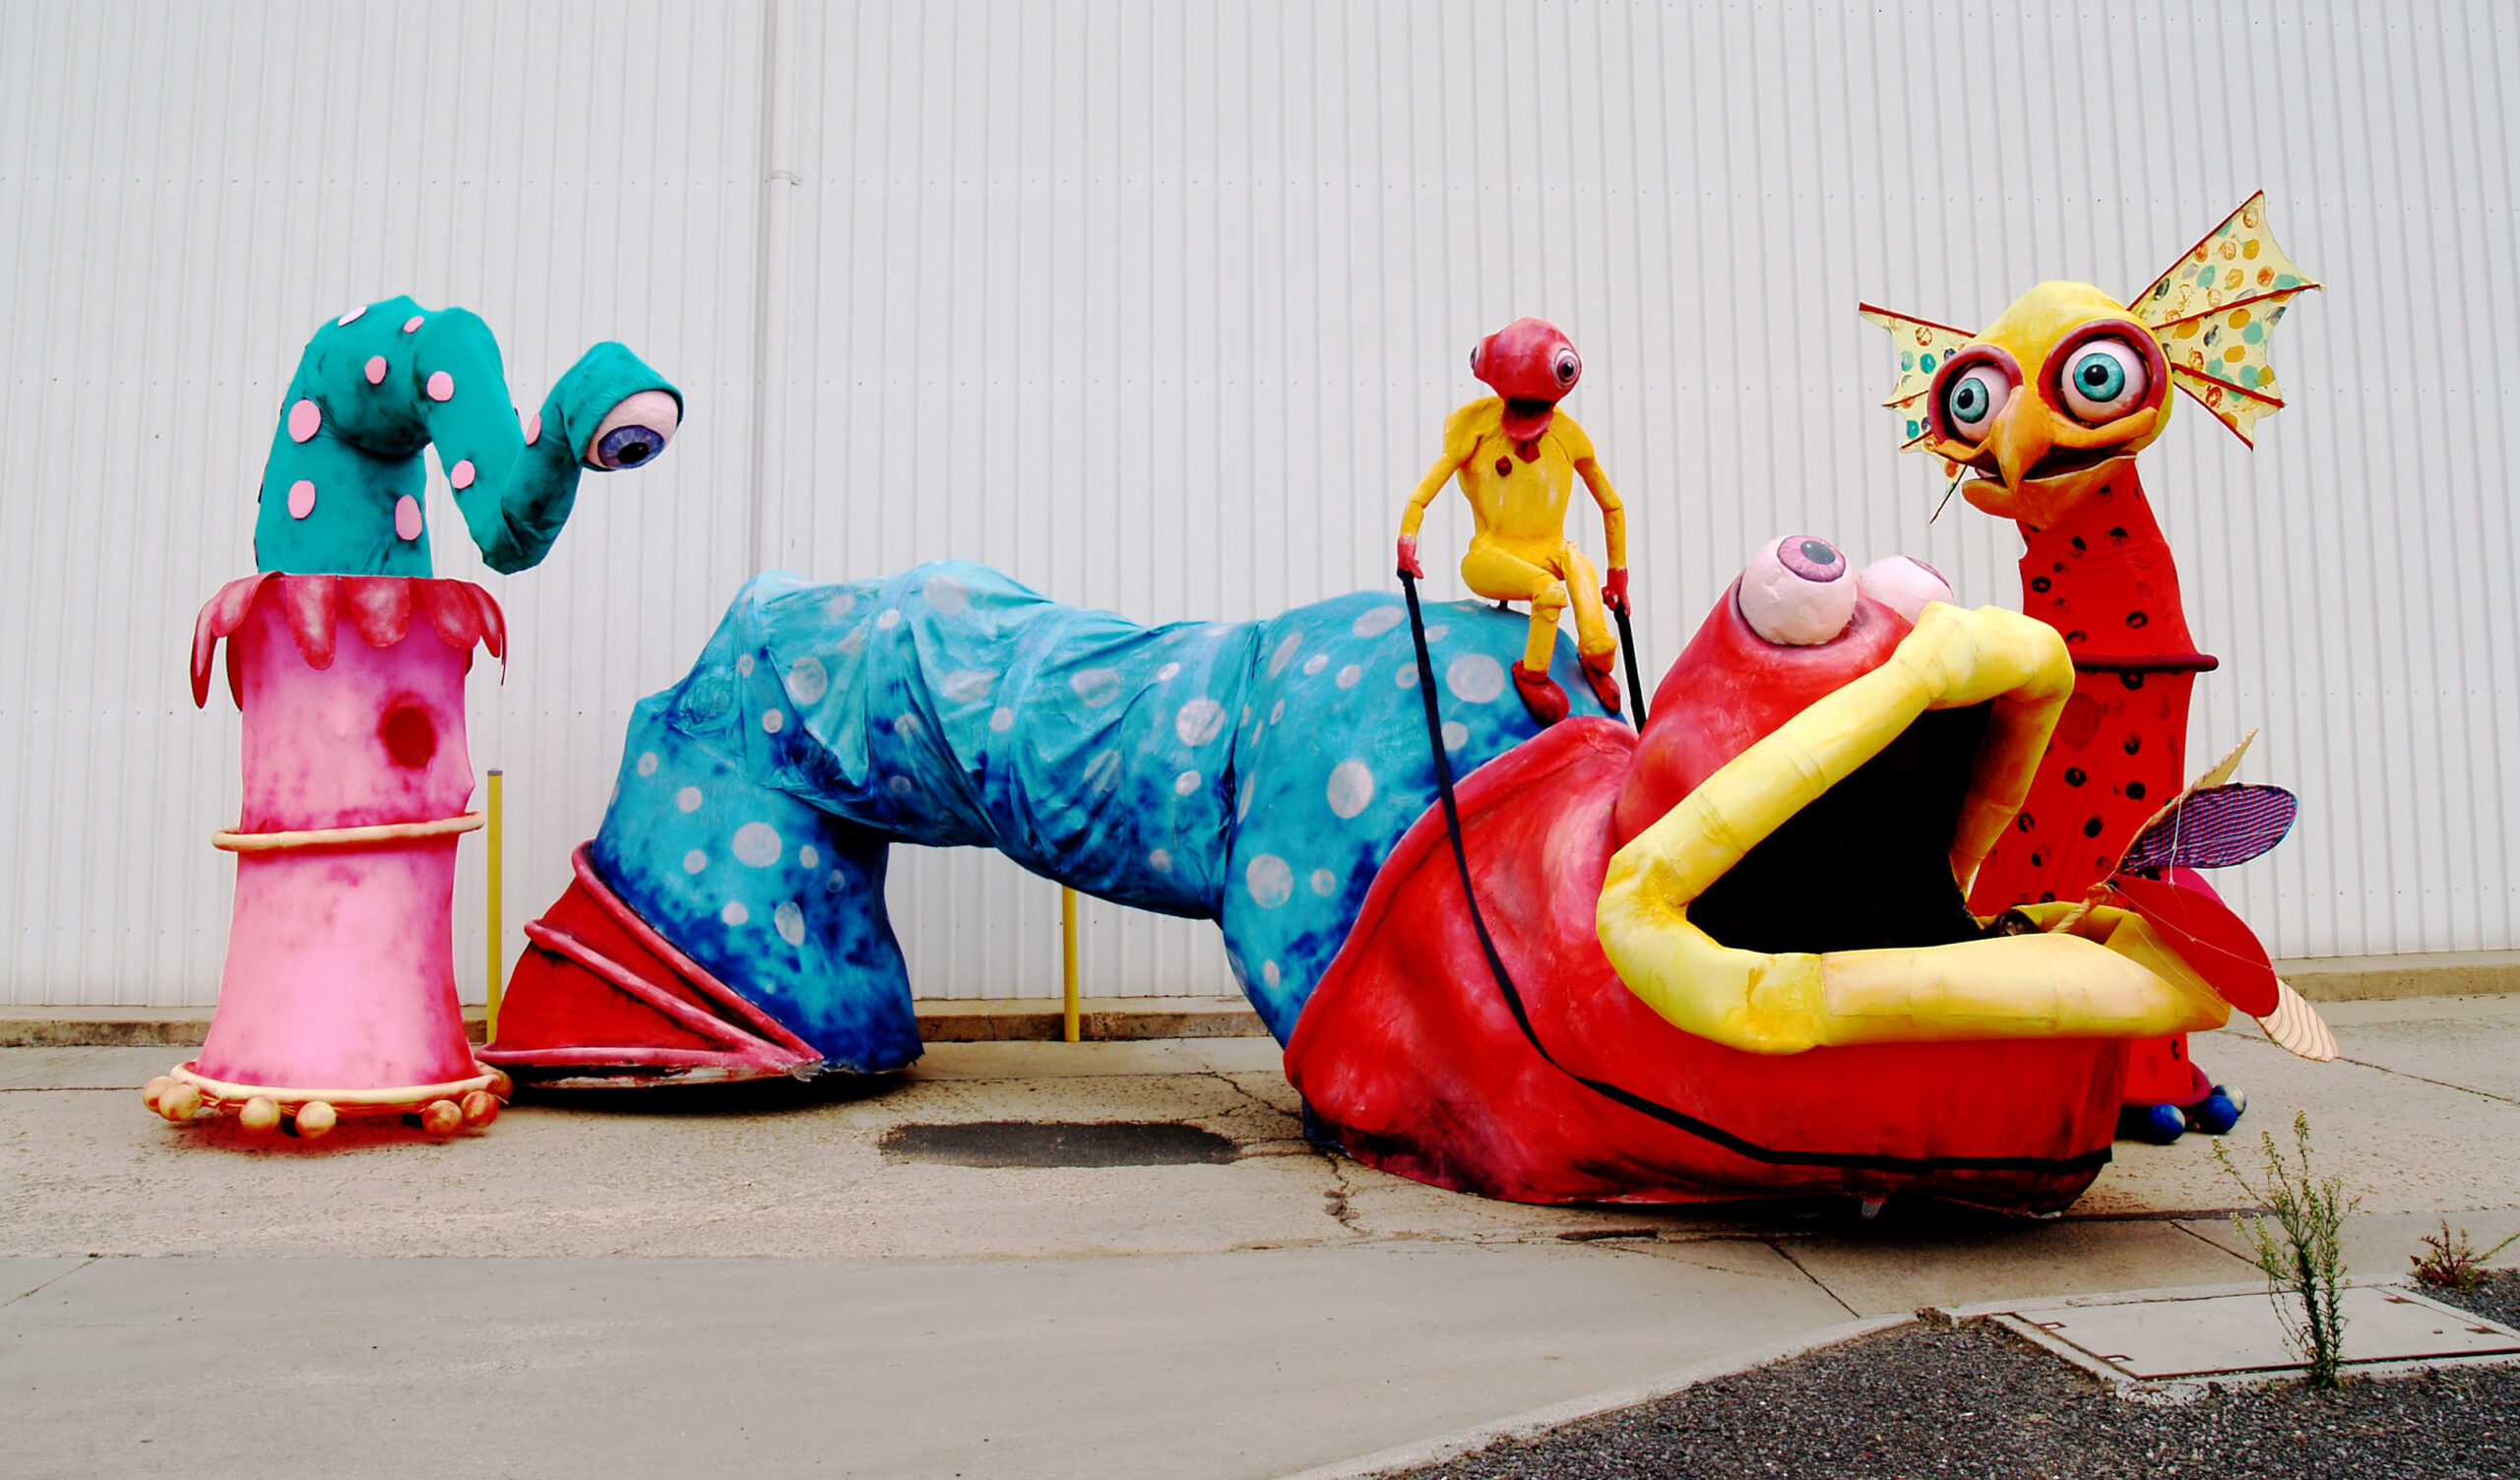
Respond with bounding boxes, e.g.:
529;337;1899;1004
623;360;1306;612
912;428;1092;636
2257;978;2338;1062
2121;783;2299;875
1859;304;1978;451
2133;193;2321;446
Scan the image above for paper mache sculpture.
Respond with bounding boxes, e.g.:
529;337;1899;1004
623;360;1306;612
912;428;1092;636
145;297;679;1140
483;303;2333;1212
1862;192;2336;1141
1398;318;1631;725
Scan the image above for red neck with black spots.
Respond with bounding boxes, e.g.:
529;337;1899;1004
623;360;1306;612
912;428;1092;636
1967;467;2217;914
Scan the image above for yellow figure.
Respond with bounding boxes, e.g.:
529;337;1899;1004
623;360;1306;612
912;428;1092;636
1398;317;1628;725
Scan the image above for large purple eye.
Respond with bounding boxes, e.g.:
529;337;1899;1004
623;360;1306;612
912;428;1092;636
1551;346;1580;386
596;424;665;467
585;389;681;470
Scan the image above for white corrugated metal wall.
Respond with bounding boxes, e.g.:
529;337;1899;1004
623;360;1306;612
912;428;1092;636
2;0;2513;1007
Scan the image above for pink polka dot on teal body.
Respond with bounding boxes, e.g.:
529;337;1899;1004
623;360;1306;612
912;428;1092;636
286;400;321;443
426;371;455;401
450;459;476;490
394;495;423;540
521;410;541;446
364;355;388;386
337;306;365;327
286;480;315;519
403;315;424;333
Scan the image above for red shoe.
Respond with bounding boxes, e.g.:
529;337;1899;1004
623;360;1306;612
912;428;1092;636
1580;648;1622;713
1511;661;1570;725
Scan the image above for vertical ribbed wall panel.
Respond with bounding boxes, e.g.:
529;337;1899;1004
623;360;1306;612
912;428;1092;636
0;0;765;1005
3;1;2514;1005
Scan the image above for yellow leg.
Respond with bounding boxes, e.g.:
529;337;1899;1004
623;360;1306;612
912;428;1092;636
1460;545;1569;673
1557;545;1614;659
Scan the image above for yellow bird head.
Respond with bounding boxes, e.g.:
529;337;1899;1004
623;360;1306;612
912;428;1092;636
1925;281;2173;528
1863;194;2319;532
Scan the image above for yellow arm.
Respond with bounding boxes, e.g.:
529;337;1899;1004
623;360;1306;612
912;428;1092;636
1401;401;1488;539
1557;413;1626;568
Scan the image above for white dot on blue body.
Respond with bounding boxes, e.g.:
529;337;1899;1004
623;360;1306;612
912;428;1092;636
683;850;708;874
1446;652;1506;704
1269;632;1303;676
732;822;783;867
1326;760;1375;819
1174;698;1226;747
1352;606;1404;639
1245;854;1292;907
676;786;704;813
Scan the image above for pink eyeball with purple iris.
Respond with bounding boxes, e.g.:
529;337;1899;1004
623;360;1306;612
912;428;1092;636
1738;535;1858;646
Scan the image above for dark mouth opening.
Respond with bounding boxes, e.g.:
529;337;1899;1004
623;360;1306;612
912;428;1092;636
2023;444;2119;481
1689;704;1995;956
1504;397;1555;424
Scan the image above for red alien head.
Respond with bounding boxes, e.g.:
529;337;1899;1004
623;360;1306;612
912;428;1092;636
1470;318;1582;443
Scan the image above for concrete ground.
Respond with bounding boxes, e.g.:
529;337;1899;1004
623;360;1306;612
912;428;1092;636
5;994;2518;1479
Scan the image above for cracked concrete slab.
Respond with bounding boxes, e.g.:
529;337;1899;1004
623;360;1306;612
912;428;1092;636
1774;1216;2256;1318
0;1244;1852;1480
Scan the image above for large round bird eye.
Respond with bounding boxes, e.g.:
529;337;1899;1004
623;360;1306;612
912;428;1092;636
1738;534;1858;646
2057;338;2150;423
1551;346;1581;386
1942;366;2010;442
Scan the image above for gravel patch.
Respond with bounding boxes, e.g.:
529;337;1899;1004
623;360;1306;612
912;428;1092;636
1405;1273;2520;1479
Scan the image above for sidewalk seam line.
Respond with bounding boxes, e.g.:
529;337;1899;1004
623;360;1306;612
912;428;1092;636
1761;1236;1861;1320
3;1257;101;1311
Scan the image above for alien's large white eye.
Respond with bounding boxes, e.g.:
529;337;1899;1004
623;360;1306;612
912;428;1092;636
1739;535;1858;646
1551;345;1580;387
2057;337;2150;423
1941;366;2011;443
1858;555;1954;623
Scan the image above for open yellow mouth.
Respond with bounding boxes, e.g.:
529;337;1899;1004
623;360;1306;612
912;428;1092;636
1595;602;2231;1055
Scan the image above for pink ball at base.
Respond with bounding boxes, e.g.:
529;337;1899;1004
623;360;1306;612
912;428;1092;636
293;1100;337;1138
158;1083;203;1121
238;1096;283;1134
419;1098;464;1136
142;1076;173;1112
460;1089;500;1128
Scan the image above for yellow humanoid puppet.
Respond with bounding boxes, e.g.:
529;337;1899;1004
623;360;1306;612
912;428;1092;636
1398;318;1628;725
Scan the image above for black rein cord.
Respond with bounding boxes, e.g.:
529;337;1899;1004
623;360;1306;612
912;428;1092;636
1394;569;2110;1179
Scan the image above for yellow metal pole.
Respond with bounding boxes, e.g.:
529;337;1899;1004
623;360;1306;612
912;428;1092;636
485;769;504;1041
1060;885;1080;1043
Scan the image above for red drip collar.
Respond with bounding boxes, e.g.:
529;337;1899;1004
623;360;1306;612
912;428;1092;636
191;574;506;709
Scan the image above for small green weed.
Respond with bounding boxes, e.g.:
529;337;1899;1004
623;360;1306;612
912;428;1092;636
2409;1219;2520;1291
2213;1112;2359;1389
